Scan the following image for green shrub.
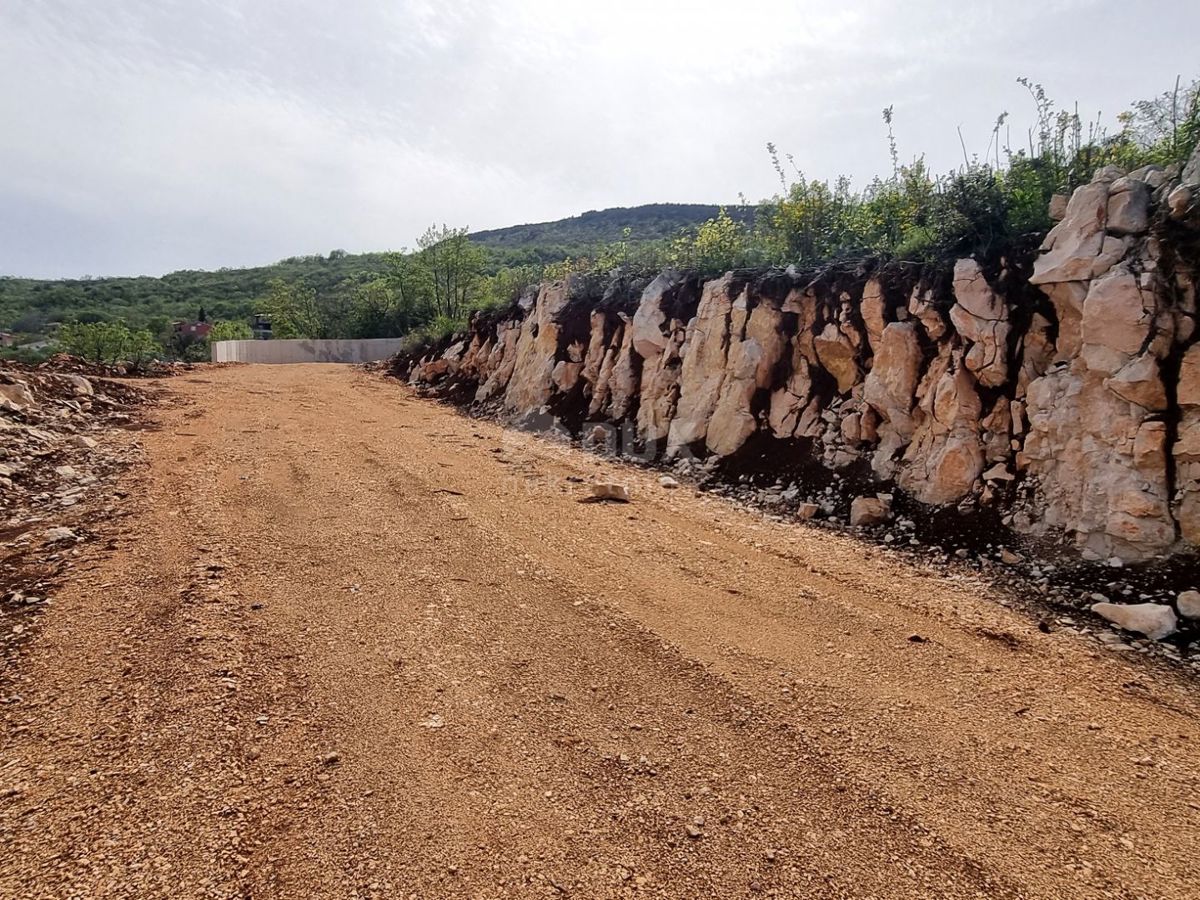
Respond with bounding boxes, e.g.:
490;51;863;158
207;320;253;342
57;321;160;369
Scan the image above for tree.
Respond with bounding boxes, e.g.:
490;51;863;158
415;225;485;320
125;328;161;369
57;321;160;369
58;321;130;364
208;320;253;342
262;279;324;339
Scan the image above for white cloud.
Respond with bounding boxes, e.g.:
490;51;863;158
0;0;1196;276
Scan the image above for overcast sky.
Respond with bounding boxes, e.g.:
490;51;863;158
1;0;1196;278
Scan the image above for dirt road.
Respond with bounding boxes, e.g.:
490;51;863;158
2;364;1198;899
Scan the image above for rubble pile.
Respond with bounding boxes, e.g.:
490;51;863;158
1;364;151;670
28;352;190;379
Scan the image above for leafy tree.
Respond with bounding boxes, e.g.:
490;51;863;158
415;225;485;320
125;328;161;369
208;320;253;342
57;321;160;368
262;279;325;339
58;321;131;364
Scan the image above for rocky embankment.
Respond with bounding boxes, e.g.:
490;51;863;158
396;158;1200;650
1;364;150;675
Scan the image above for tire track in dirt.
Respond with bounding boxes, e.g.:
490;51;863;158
2;364;1198;899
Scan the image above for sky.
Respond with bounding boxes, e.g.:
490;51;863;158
1;0;1197;279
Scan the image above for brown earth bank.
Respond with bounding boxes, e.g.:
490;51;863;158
2;363;1199;899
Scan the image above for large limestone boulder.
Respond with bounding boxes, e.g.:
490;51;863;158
1020;365;1175;560
0;380;35;410
813;322;862;393
1106;178;1150;235
1091;602;1177;641
1175;343;1200;544
503;282;573;412
637;321;686;444
850;495;891;526
949;259;1010;387
667;276;736;453
859;279;887;352
899;354;984;505
1030;181;1109;285
863;322;922;440
630;272;679;359
1079;267;1155;375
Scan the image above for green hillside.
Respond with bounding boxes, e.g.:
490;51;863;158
0;252;393;335
0;204;736;334
470;203;749;254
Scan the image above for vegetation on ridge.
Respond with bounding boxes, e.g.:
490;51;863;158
2;75;1197;362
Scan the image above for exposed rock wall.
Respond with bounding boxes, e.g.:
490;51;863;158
401;159;1200;563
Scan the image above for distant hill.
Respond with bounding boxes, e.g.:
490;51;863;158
0;203;744;333
0;252;392;335
470;203;747;251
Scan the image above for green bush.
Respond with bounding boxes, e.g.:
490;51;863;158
57;321;160;369
207;320;253;342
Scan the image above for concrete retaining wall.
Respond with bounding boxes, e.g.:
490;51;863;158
211;339;406;364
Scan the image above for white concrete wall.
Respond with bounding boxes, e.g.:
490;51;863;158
211;338;406;364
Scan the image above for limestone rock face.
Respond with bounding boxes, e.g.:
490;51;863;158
1176;343;1200;544
768;347;815;439
1021;365;1175;560
908;287;946;341
707;337;762;456
863;322;922;441
403;163;1200;565
813;322;861;394
504;282;573;412
637;320;686;444
477;320;521;401
1042;282;1086;361
950;259;1010;388
899;355;984;505
606;319;640;421
1030;181;1109;285
860;279;887;352
667;276;735;454
1079;267;1155;375
631;272;678;359
581;311;609;388
707;296;786;457
1183;141;1200;186
1105;354;1167;411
